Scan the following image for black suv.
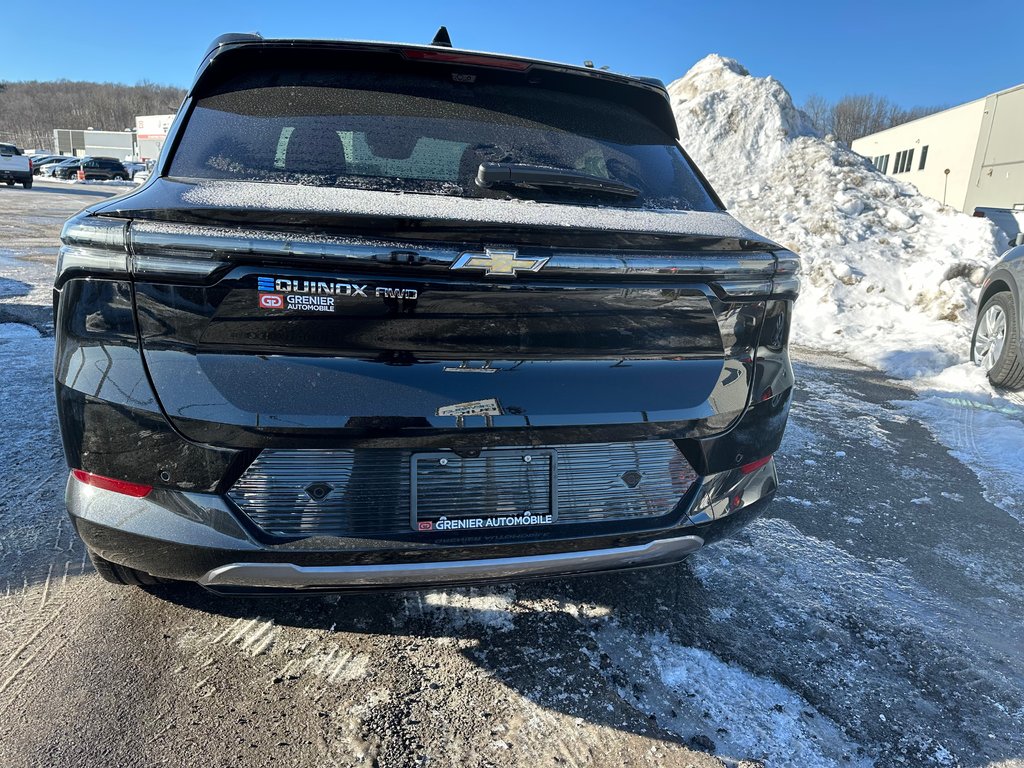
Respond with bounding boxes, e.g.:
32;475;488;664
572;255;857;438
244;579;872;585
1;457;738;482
55;33;799;592
53;156;129;180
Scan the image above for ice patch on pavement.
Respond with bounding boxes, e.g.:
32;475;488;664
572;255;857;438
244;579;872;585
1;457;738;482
0;278;32;299
639;632;870;767
0;323;40;339
896;366;1024;521
593;611;871;766
791;364;908;455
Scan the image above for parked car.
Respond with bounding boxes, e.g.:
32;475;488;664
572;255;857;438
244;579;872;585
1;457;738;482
972;244;1024;389
55;32;799;591
44;158;80;177
31;155;72;174
52;156;129;181
49;158;82;179
973;206;1024;248
0;142;33;188
122;160;148;179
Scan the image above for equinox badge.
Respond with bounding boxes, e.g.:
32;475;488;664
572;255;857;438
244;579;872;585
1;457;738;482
450;248;549;277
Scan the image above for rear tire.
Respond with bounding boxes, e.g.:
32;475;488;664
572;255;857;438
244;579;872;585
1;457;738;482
113;173;126;181
972;291;1024;390
22;178;32;189
87;548;171;587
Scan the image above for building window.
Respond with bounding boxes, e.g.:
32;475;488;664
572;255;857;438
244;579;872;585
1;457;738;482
892;149;918;174
919;145;928;170
881;154;889;174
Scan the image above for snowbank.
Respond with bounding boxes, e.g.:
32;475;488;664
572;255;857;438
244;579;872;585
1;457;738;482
670;55;1006;379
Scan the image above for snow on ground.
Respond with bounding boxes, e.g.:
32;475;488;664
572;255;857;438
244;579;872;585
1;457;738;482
598;624;871;767
899;364;1024;519
670;54;1024;518
0;323;41;339
45;177;139;187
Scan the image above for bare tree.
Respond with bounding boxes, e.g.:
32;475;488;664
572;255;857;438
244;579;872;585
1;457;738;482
801;93;946;147
802;93;833;136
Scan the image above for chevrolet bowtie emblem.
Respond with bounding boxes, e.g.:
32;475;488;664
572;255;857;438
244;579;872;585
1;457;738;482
450;248;549;277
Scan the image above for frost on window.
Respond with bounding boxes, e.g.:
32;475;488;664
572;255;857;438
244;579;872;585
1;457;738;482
169;73;717;212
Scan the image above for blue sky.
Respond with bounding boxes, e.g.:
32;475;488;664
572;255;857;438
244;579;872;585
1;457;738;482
3;0;1019;109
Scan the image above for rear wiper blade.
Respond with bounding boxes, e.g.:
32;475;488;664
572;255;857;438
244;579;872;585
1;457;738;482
476;162;640;199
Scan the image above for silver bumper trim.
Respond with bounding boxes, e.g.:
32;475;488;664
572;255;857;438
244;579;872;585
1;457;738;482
198;535;704;590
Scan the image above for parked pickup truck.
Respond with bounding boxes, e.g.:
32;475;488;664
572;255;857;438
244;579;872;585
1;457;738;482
0;143;33;188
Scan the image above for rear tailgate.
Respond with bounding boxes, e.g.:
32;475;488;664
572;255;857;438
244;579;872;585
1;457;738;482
0;145;30;177
127;213;774;447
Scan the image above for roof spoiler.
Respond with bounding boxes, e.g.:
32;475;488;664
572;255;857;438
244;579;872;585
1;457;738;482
203;32;263;61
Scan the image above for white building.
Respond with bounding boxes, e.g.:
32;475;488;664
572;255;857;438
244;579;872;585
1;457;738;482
135;114;175;161
51;113;177;161
851;82;1024;214
53;128;135;160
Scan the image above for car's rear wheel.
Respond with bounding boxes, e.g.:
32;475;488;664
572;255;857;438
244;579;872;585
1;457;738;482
972;291;1024;389
87;548;171;587
22;178;32;189
113;173;126;180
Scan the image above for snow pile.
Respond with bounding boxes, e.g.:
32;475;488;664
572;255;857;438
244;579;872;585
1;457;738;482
670;55;1006;379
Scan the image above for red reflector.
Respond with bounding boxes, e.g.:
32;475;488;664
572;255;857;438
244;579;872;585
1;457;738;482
973;210;986;217
72;469;152;498
739;455;773;475
402;48;531;70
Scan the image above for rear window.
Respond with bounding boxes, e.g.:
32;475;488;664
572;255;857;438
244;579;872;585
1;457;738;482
169;68;716;212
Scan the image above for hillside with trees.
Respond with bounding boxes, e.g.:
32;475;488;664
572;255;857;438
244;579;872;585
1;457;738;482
0;80;185;151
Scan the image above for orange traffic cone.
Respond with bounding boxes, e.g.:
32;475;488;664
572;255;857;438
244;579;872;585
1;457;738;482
76;166;85;182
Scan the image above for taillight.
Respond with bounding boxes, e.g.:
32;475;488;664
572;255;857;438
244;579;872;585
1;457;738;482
128;220;229;281
739;455;773;475
770;250;800;298
711;250;800;300
56;214;129;286
72;469;152;498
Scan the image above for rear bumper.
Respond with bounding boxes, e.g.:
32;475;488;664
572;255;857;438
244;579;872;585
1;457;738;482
56;275;794;592
67;460;777;592
197;535;704;593
0;169;31;183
